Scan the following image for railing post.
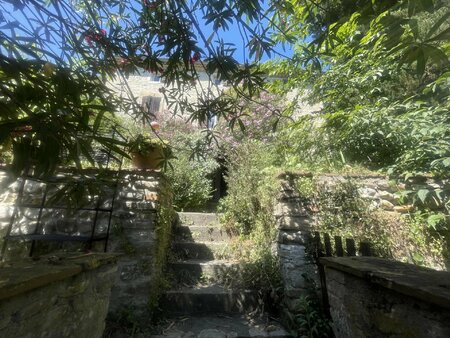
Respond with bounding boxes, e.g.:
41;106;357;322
334;236;344;257
346;238;356;256
359;241;372;256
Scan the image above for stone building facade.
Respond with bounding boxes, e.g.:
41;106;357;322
108;65;224;126
107;65;322;126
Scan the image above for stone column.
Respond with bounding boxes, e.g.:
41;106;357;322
275;172;318;312
107;170;174;318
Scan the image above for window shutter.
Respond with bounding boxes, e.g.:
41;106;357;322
142;96;162;120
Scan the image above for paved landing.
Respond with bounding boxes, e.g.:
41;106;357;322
152;314;291;338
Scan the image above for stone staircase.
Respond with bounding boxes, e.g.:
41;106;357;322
155;212;291;337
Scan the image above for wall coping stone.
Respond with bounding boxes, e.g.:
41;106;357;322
320;257;450;310
277;171;388;180
0;253;119;301
0;164;166;181
277;170;448;184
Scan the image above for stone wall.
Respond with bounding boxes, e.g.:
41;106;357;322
107;67;222;118
0;253;118;338
320;257;450;338
0;167;175;317
314;173;447;214
106;170;174;316
274;171;448;317
275;173;317;313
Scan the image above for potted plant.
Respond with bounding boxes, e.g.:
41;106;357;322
128;134;171;170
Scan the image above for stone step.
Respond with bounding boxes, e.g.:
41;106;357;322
159;285;260;315
173;225;234;242
172;241;231;260
168;259;243;285
177;212;221;227
152;314;292;337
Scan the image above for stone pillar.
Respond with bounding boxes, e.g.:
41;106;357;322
107;170;174;317
275;172;317;312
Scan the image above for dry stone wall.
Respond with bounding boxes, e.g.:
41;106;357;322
106;171;174;316
275;173;317;313
314;174;448;214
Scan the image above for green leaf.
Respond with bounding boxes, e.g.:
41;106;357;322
416;47;426;77
427;214;445;229
425;9;450;40
417;189;430;203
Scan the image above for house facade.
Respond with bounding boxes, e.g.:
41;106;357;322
108;66;225;127
108;65;322;127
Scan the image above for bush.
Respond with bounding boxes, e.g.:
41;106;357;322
297;177;449;270
219;140;279;235
157;114;219;211
165;155;217;210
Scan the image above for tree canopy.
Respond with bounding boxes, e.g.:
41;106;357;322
265;0;450;178
0;0;449;179
0;0;279;176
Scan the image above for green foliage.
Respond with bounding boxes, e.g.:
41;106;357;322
266;0;450;179
286;296;333;338
128;134;169;156
158;117;219;211
272;116;345;172
165;155;217;211
295;177;315;201
219;140;279;235
305;179;392;256
296;177;448;269
0;0;289;176
402;211;449;267
217;140;283;309
0;58;126;177
219;239;283;307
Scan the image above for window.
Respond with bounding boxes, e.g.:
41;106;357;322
148;73;161;83
207;112;217;129
142;96;162;121
213;77;230;87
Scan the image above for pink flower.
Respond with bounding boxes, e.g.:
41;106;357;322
150;121;160;130
190;52;201;64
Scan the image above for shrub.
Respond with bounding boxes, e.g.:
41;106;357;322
219;140;279;235
165;155;217;210
157;114;219;211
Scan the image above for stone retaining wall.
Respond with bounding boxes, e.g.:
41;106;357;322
320;257;450;338
0;167;175;318
314;173;448;213
106;170;174;316
274;171;448;317
0;253;118;338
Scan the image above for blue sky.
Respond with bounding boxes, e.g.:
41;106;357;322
197;17;294;63
0;1;293;65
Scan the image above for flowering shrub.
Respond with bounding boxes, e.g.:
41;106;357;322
216;92;284;153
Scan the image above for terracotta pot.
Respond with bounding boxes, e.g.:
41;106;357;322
131;147;164;170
